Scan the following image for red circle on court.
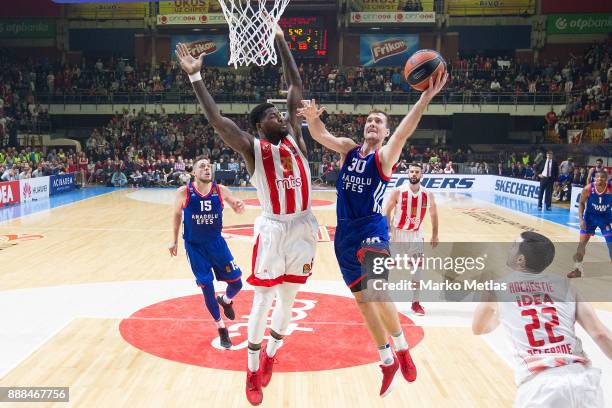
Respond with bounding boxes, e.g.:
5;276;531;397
119;291;423;372
243;199;333;207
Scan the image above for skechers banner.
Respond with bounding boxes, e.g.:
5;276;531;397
493;179;539;199
50;174;76;195
360;34;419;67
547;14;612;34
20;177;50;202
388;174;541;203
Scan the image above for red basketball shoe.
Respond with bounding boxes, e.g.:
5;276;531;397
396;348;417;382
379;356;400;397
260;349;277;387
411;302;425;316
246;369;263;406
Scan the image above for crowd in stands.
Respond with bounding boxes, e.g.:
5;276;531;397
3;42;608;104
541;43;611;143
1;40;609;146
1;41;609;191
1;108;596;203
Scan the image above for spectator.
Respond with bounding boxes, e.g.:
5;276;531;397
443;162;455;174
111;169;128;187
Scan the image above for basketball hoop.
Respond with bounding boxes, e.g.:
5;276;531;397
217;0;290;68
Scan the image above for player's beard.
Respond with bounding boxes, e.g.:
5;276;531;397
409;176;421;185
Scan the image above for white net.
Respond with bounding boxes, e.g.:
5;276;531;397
217;0;290;68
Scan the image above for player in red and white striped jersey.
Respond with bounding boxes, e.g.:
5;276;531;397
383;163;438;315
472;232;611;407
176;21;317;406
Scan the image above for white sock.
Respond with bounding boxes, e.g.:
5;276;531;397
378;344;394;365
215;319;225;329
222;294;231;304
574;262;583;272
266;337;283;357
391;331;408;351
248;348;260;372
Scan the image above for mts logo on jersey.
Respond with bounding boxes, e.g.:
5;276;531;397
276;175;302;190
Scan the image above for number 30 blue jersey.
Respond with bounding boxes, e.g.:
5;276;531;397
336;146;391;220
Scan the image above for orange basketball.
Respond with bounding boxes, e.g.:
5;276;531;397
403;49;446;92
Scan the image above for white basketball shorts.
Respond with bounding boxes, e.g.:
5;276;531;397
515;364;603;408
247;210;318;287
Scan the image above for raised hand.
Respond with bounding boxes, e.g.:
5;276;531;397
175;42;204;75
262;10;283;39
297;99;326;122
420;71;449;102
231;199;245;214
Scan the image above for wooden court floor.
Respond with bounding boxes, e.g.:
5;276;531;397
0;188;610;407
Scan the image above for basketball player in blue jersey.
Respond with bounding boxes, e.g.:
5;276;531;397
586;158;605;184
568;169;612;278
299;71;447;397
169;157;246;349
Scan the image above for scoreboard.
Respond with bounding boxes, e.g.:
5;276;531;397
278;16;328;58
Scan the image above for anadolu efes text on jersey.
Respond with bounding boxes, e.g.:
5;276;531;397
584;181;612;218
182;181;224;243
336;146;391;220
251;135;311;217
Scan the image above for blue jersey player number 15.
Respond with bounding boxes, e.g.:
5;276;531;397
169;157;246;350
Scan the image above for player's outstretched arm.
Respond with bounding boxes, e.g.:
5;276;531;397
472;296;500;335
175;43;255;173
169;186;187;257
297;99;358;157
218;184;245;214
383;188;399;233
379;72;448;174
576;294;612;359
274;23;307;155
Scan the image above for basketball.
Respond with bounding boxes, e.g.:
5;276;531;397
403;50;447;92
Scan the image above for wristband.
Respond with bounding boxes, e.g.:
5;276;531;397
189;72;202;83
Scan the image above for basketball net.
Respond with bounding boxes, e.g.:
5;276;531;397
217;0;290;68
